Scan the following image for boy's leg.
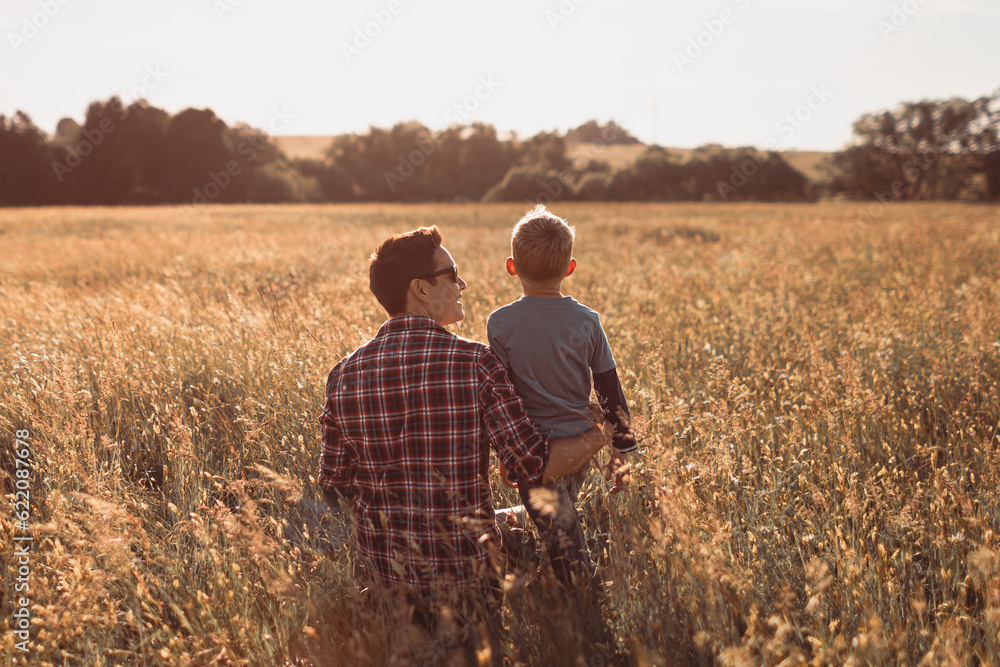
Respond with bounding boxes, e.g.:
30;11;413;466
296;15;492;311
551;461;596;583
518;476;614;659
561;460;590;503
517;479;596;586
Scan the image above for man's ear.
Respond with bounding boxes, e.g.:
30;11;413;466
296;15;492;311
408;278;429;304
505;257;517;277
566;258;577;277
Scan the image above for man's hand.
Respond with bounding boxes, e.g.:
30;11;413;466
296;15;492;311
543;423;608;485
604;450;632;494
498;459;517;488
587;400;605;424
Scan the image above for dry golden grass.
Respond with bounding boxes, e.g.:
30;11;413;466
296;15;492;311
1;202;999;665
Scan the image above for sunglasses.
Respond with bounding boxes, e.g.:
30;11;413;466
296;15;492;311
419;264;459;283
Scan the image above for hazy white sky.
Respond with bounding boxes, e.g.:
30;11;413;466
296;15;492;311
3;0;998;151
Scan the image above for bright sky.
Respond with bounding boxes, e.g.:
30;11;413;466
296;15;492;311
3;0;998;151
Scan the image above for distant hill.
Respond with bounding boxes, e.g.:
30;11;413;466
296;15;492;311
565;120;640;145
780;151;832;184
274;135;333;161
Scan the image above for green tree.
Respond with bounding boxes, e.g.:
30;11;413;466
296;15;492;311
59;98;171;204
157;107;237;203
0;112;61;205
829;93;999;200
607;147;686;200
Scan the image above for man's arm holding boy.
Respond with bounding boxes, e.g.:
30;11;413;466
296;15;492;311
480;339;607;487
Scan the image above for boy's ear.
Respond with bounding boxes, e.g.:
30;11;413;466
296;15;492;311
566;258;577;277
505;257;517;277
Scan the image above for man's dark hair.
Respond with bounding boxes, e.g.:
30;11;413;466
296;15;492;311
369;226;443;316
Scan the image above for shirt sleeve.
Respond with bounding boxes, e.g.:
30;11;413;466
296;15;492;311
318;393;357;505
485;314;510;369
478;347;549;485
590;314;616;375
593;367;637;453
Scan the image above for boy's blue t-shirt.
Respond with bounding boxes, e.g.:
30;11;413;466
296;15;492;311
486;296;616;439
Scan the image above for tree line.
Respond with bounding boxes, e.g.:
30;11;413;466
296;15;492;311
826;92;1000;201
1;92;997;207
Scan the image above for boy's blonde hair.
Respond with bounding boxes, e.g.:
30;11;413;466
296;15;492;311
511;205;576;283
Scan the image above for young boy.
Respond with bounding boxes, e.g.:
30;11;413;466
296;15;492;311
487;205;636;587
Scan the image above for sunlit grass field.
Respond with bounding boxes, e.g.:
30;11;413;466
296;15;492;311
1;202;999;666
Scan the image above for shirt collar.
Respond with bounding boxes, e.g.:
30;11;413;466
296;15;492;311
377;315;449;336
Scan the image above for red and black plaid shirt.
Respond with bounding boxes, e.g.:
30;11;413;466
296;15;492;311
319;316;549;591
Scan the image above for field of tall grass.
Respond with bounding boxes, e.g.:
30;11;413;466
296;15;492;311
1;202;999;665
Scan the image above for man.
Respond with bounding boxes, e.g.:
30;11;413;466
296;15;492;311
317;226;608;623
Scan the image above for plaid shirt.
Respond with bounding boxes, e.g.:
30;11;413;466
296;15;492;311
319;316;549;591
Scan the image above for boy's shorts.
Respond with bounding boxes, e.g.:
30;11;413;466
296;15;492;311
555;458;591;503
